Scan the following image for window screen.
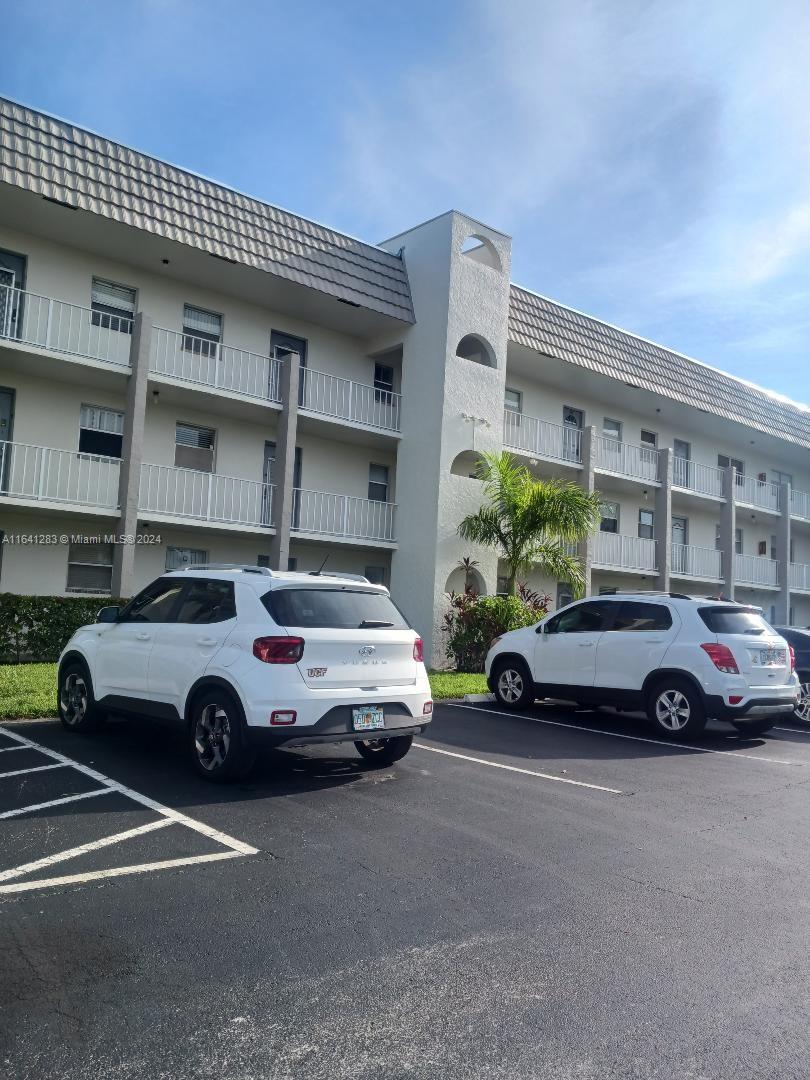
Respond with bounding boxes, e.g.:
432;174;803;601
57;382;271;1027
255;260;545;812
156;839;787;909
183;305;221;355
612;602;672;632
91;278;135;332
66;543;113;594
175;423;215;471
262;588;409;629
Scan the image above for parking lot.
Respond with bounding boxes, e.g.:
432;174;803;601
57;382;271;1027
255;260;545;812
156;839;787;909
3;701;810;1080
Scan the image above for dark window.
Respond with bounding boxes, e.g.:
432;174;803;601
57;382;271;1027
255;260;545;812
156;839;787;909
175;579;236;624
287;557;298;571
374;363;394;403
91;278;135;333
600;501;619;533
698;607;772;635
118;579;185;623
718;454;745;486
638;508;654;540
612;601;672;632
262;587;409;629
175;423;215;472
640;430;657;448
545;600;616;634
183;305;221;356
368;463;389;502
79;404;124;459
364;565;386;585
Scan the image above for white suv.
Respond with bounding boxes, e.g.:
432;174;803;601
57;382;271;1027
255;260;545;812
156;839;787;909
57;566;432;781
485;593;799;739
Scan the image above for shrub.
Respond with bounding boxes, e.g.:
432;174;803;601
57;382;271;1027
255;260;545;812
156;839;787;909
0;594;126;663
442;584;549;673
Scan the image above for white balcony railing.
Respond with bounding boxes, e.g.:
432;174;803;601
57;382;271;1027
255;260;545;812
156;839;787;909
594;436;659;482
789;563;810;592
0;284;132;367
672;458;725;499
139;464;274;528
791;489;810;521
502;411;582;463
0;440;120;509
151;327;282;403
671;543;722;580
593;532;657;571
300;368;401;432
734;553;778;587
735;474;780;512
291;489;396;542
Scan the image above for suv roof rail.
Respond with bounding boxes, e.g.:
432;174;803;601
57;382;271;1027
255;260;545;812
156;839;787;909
174;563;274;576
307;570;370;583
598;591;692;599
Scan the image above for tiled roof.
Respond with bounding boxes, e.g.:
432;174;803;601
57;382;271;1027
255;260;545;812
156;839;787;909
509;284;810;451
0;98;414;322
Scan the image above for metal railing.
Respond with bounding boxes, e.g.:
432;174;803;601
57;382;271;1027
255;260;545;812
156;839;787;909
139;463;274;528
0;440;120;508
594;436;659;482
291;489;396;542
672;458;725;498
502;411;583;463
0;284;132;367
300;368;401;432
789;563;810;592
671;543;722;580
151;327;283;403
734;474;780;512
593;532;657;571
734;553;778;587
791;489;810;521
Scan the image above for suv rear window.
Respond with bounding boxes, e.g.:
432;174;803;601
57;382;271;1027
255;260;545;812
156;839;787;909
262;587;409;629
698;607;772;635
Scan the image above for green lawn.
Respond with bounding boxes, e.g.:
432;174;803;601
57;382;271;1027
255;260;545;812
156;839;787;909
0;662;486;720
0;663;58;719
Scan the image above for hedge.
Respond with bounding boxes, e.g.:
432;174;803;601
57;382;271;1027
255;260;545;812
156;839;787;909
0;594;126;663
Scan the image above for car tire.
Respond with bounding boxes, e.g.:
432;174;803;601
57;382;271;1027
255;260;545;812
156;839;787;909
646;677;707;739
491;658;535;711
58;661;103;732
355;734;413;767
189;688;255;783
793;676;810;724
731;719;775;737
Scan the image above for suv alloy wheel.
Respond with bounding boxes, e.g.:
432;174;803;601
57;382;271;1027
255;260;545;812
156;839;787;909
190;689;255;782
647;677;707;739
492;658;535;710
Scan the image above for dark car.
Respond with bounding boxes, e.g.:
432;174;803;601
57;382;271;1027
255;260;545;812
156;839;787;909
776;628;810;722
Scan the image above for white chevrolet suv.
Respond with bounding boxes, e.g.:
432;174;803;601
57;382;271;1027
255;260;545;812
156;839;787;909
57;566;432;781
485;593;799;739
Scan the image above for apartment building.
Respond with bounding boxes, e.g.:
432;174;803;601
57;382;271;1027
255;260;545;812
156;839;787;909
1;97;810;666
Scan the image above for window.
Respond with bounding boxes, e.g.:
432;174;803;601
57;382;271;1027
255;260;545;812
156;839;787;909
119;580;185;623
563;406;584;429
257;555;270;568
598;587;618;595
368;463;389;502
175;579;236;624
262;588;409;629
718;454;745;486
611;601;672;632
78;404;124;458
600;501;619;533
374;363;394;403
602;418;622;442
556;583;574;609
165;547;208;570
504;389;522;413
698;607;771;635
66;542;113;594
717;525;743;554
496;575;509;597
455;334;495;367
773;470;793;487
91;278;135;333
640;430;657;449
288;557;298;572
674;439;690;459
638;508;655;540
183;305;222;356
175;423;215;472
364;565;387;585
545;600;615;634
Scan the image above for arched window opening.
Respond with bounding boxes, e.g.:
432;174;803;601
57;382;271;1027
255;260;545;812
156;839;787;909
455;334;496;368
460;234;501;271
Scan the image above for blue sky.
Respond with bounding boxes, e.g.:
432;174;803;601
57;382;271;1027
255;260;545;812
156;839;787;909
2;0;809;401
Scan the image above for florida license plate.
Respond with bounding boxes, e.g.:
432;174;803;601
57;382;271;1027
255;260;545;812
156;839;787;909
758;648;784;666
352;705;385;732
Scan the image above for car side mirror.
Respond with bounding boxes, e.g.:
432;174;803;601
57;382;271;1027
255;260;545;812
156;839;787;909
537;623;549;635
96;605;121;623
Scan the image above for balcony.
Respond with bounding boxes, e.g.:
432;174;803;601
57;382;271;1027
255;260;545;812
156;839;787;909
594;436;659;483
151;327;282;404
672;458;725;499
139;463;274;530
671;543;722;581
734;553;778;588
789;563;810;593
502;411;582;464
292;489;396;543
593;532;657;572
791;489;810;522
0;440;120;511
734;475;780;513
300;368;401;433
0;284;133;368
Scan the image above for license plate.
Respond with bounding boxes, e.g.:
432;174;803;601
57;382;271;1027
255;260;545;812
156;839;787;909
352;705;384;732
756;648;784;666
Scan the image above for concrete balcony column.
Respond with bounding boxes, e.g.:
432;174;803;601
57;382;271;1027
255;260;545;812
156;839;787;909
775;480;791;624
719;464;737;599
578;425;597;596
112;313;152;598
268;351;300;571
654;447;673;591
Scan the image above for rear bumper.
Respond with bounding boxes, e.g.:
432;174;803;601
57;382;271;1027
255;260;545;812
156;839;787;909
706;690;798;721
246;704;430;749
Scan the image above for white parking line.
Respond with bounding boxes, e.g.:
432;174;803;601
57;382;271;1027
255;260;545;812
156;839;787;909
413;742;622;794
0;763;68;779
775;726;810;736
0;789;114;820
0;745;27;754
448;703;803;767
0;852;244;895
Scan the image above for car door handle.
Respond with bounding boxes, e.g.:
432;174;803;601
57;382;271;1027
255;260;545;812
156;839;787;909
135;632;151;641
577;642;595;647
197;637;217;646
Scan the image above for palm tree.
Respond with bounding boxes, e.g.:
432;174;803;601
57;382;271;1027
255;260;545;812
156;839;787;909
458;451;602;597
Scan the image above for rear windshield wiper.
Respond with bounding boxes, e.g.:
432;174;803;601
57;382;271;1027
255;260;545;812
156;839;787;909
358;619;394;628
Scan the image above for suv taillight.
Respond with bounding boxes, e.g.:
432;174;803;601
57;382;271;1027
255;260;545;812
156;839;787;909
700;642;739;674
413;637;424;662
790;644;796;672
253;636;304;664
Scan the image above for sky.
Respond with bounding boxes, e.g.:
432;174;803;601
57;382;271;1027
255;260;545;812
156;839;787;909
1;0;809;402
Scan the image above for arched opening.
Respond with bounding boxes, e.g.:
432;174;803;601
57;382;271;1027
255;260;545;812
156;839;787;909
450;450;484;478
444;564;487;597
460;234;502;271
455;333;496;368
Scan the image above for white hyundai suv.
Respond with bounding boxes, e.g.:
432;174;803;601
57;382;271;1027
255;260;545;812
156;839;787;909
485;593;799;739
57;566;433;781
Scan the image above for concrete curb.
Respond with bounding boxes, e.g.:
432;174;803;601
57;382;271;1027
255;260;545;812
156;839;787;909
462;693;495;703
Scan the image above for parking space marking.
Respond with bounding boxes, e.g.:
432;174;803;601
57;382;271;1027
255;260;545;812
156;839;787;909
448;704;803;767
0;763;69;779
413;742;623;793
0;727;259;894
0;745;27;754
775;726;810;736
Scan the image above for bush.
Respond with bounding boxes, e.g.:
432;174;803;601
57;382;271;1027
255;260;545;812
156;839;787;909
0;594;126;663
442;584;549;673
